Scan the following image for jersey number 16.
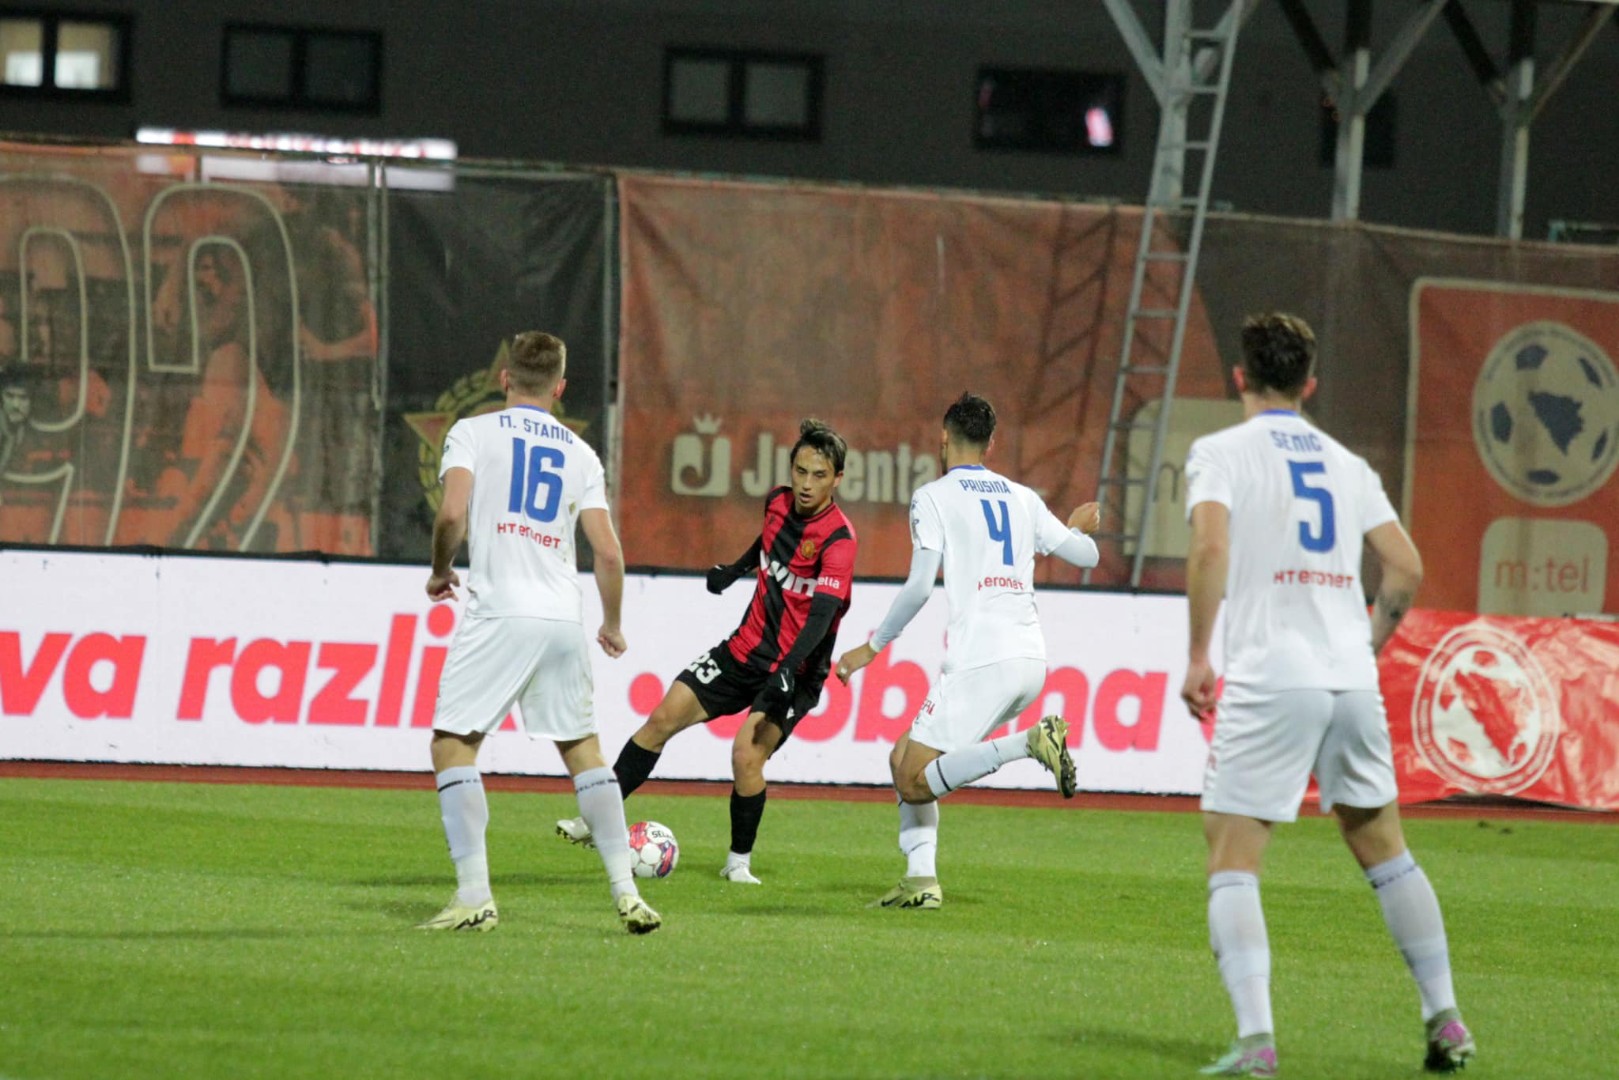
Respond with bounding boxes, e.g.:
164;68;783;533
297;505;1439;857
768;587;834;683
508;439;566;523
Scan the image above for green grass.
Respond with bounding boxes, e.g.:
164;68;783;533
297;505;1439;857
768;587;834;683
0;779;1614;1079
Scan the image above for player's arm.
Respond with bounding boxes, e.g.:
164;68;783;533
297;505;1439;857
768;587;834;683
838;490;938;683
705;536;763;594
709;486;785;594
1365;519;1422;654
427;466;472;602
835;546;939;684
1181;499;1228;720
581;507;627;658
1040;499;1101;568
760;536;856;711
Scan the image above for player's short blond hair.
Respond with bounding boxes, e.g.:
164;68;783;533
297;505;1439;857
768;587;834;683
507;332;567;395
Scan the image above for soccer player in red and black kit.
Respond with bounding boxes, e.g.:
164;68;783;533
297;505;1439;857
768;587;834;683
557;419;857;883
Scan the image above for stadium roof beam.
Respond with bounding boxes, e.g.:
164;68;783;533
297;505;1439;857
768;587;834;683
1111;1;1619;240
1471;0;1617;238
1101;0;1264;204
1274;0;1450;225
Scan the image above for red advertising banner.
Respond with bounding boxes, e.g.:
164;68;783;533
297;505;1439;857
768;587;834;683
1407;280;1619;617
616;174;1229;582
1383;608;1619;810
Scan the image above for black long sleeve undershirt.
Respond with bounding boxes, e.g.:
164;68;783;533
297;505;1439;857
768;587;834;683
777;591;841;675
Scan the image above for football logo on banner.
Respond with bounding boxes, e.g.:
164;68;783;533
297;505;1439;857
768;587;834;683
1410;623;1560;795
1471;320;1619;508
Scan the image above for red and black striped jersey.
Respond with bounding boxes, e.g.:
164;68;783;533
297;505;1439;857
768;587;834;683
726;486;857;675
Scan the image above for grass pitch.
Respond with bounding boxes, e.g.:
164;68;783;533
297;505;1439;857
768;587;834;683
1;778;1614;1079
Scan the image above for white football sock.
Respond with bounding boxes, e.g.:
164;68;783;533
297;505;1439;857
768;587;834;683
574;766;636;901
898;799;939;879
436;766;490;906
1208;871;1273;1038
923;731;1029;798
1366;850;1456;1020
724;850;751;871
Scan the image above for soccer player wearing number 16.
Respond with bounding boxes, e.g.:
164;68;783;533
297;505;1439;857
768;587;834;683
417;332;660;935
1182;314;1472;1077
835;393;1101;910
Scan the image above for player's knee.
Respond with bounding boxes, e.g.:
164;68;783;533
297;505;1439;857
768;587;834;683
731;742;766;783
895;771;932;804
1337;804;1405;866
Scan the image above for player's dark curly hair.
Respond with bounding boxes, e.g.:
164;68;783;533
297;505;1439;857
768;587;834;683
1239;312;1316;395
791;418;847;473
942;392;996;447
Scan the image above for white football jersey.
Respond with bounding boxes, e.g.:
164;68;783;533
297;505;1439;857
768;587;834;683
1184;410;1399;695
909;465;1075;673
439;405;608;620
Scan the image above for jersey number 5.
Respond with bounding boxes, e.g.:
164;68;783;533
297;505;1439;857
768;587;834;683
979;499;1013;565
508;439;566;523
1287;460;1336;553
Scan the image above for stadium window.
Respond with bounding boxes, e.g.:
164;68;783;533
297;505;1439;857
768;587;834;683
0;8;130;99
222;23;381;113
663;47;822;141
974;67;1124;155
1318;93;1397;169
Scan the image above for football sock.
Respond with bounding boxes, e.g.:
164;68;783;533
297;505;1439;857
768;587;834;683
729;787;767;855
574;766;637;901
898;798;939;879
435;766;491;906
923;730;1030;798
1208;871;1273;1039
613;738;662;798
723;850;752;873
1366;850;1457;1021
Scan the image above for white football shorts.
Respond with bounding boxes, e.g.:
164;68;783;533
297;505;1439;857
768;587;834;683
431;614;596;741
1200;688;1397;822
907;658;1047;754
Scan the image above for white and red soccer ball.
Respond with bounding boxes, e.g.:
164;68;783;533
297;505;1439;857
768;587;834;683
628;820;679;879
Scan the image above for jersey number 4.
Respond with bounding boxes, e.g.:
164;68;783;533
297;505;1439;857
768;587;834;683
508;439;566;523
1287;460;1336;553
979;499;1014;566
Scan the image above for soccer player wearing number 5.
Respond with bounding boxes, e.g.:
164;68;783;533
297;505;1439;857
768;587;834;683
418;332;660;935
558;419;857;885
835;393;1100;910
1183;314;1473;1077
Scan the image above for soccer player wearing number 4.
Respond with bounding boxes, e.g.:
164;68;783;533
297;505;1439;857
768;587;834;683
836;393;1100;910
558;419;857;885
1183;314;1473;1077
418;332;660;935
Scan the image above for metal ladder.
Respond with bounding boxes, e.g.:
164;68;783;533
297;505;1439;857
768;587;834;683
1086;4;1240;587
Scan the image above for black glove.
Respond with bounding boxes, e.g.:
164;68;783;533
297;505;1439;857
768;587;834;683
706;563;744;594
757;668;796;718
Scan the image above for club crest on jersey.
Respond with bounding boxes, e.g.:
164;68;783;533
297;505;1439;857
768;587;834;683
403;343;589;511
799;538;816;559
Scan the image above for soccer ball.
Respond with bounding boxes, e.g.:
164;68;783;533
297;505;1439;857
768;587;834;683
628;820;679;879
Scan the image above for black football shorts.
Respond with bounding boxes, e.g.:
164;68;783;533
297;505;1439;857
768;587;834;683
673;639;826;743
